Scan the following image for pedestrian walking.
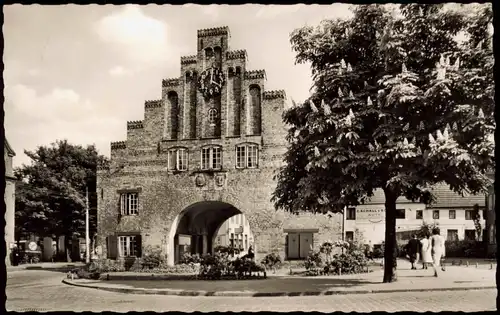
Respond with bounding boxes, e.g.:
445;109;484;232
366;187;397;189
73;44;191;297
420;232;432;269
430;227;446;277
365;240;374;261
405;234;421;270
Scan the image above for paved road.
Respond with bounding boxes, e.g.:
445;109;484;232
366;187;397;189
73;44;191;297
6;269;497;312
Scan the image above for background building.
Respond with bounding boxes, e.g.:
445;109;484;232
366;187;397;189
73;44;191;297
4;138;16;266
97;26;343;266
344;184;487;245
214;213;254;254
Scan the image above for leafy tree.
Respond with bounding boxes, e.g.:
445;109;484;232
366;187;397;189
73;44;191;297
15;140;108;261
273;4;494;282
471;203;482;241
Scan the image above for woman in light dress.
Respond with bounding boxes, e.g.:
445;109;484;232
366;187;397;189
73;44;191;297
430;227;446;277
420;233;432;269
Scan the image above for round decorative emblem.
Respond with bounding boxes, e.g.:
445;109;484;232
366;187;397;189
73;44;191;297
28;241;37;251
195;174;207;187
198;67;225;98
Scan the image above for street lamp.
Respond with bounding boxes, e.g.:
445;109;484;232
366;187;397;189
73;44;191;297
85;186;90;264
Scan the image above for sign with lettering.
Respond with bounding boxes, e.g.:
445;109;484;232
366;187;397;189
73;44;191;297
356;208;385;222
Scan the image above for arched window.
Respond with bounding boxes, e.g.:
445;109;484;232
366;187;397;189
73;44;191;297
208;108;218;126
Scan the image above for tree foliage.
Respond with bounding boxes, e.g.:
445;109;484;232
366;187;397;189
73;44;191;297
273;4;494;282
15;140;108;252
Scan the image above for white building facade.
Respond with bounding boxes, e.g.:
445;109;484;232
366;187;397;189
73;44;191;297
344;185;487;244
215;213;254;254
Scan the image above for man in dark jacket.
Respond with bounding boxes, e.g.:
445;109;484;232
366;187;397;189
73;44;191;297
405;234;421;270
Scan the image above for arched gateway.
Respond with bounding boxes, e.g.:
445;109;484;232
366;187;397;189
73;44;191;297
96;26;342;268
168;201;253;266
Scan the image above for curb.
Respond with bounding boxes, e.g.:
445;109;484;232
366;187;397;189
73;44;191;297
61;279;496;297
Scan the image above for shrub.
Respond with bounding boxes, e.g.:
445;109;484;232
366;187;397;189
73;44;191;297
305;241;369;276
87;259;125;273
20;252;42;264
261;253;282;270
214;245;241;256
179;253;202;264
142;245;165;269
445;240;486;258
76;268;100;280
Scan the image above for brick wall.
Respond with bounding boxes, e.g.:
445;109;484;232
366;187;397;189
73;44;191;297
97;26;342;265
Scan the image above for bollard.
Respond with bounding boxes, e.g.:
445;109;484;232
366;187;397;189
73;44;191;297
466;261;469;267
459;260;462;266
491;263;493;270
106;273;110;281
476;262;478;268
290;267;293;275
71;273;74;280
339;267;342;276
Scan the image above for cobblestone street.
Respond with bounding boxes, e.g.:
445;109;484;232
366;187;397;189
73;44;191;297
6;269;496;312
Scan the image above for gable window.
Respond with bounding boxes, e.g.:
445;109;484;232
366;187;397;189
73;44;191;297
346;207;356;220
236;144;259;169
120;193;138;215
395;209;405;219
449;210;456;219
416;210;423;220
433;210;440;220
201;146;222;170
118;235;141;257
168;148;188;171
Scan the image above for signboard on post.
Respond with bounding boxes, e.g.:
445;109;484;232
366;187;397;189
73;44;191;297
356;208;385;222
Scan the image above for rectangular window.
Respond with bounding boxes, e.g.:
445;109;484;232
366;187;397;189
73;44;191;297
465;229;476;241
447;229;458;241
212;147;221;169
168;149;177;170
346;207;356;220
449;210;456;219
433;210;440;220
345;231;354;242
118;236;137;257
177;148;188;171
120;193;138;215
247;145;258;168
202;147;222;170
236;146;246;168
465;210;473;220
395;209;405;219
416;210;423;220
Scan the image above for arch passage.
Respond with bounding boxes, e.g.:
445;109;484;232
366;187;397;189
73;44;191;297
168;201;252;265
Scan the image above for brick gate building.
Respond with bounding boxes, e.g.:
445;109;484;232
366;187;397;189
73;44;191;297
96;26;343;266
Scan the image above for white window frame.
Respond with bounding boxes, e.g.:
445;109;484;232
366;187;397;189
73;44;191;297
120;192;138;216
118;236;137;257
235;144;259;169
168;148;188;171
201;146;222;170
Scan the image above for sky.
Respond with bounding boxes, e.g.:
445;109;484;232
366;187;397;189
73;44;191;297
3;4;357;167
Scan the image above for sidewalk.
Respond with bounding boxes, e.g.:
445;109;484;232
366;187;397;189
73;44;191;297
7;262;84;272
62;260;496;297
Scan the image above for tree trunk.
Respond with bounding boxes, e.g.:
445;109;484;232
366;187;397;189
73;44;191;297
383;188;398;283
64;235;72;263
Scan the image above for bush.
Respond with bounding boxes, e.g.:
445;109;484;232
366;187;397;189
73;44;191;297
179;253;202;264
261;253;282;270
305;241;368;276
214;245;242;256
88;259;125;273
142;245;165;269
76;268;100;280
445;240;486;258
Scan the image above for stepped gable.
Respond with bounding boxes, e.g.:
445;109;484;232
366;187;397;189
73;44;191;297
227;50;247;60
111;141;126;150
263;90;287;100
244;69;266;80
127;120;144;130
197;26;230;37
145;100;162;108
162;78;180;87
181;55;197;65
